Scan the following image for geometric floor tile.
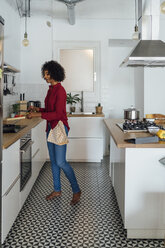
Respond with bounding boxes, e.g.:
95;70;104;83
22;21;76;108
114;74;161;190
2;156;165;248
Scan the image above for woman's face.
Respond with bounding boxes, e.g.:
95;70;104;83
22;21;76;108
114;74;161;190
43;70;53;84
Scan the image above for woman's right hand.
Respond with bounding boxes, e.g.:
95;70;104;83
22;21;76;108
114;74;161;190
28;106;40;112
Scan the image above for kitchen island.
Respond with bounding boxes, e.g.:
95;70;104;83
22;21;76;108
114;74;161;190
104;119;165;239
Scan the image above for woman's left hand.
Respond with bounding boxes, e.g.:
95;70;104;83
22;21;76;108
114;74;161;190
26;112;41;119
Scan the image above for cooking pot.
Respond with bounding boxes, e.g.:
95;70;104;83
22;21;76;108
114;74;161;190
27;101;41;108
124;106;140;120
27;101;35;108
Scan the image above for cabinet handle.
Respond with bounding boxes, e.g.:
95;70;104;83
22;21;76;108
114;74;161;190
20;140;34;153
32;148;40;159
4;174;20;197
159;157;165;166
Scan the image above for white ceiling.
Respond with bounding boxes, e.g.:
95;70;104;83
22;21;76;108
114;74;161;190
6;0;135;19
30;0;135;19
6;0;165;22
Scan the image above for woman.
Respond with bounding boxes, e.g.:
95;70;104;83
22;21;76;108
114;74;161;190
27;60;81;205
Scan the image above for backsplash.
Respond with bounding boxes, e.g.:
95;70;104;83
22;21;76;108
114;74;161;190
3;82;108;118
19;83;100;114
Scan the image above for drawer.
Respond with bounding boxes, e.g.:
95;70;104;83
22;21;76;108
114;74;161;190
2;177;20;243
68;117;104;138
67;138;103;162
2;140;20;196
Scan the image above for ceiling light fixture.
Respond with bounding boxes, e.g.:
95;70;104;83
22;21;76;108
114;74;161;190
22;0;29;47
132;0;140;40
160;1;165;14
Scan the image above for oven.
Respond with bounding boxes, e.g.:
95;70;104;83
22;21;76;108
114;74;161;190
20;131;33;191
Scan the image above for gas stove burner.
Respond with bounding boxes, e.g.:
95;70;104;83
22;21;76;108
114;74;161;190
117;120;161;133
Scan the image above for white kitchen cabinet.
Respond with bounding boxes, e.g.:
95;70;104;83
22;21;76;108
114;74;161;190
67;117;104;162
2;140;20;243
110;136;165;239
2;140;20;196
2;178;20;244
31;120;47;183
20;121;47;208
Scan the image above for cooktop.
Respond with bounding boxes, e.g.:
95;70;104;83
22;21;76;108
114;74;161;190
3;124;27;133
116;120;160;133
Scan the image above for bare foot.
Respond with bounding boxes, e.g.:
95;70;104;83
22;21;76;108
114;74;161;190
70;191;81;205
46;191;61;200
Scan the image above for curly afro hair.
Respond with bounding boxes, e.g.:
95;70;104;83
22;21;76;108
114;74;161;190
41;60;65;82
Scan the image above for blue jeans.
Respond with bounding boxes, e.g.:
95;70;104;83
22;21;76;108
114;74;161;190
47;124;80;194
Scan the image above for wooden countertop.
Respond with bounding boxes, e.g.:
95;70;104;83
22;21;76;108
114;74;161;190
67;113;105;117
104;118;165;148
3;113;104;149
3;118;43;149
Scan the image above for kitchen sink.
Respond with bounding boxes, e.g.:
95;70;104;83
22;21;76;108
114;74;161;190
3;124;27;133
69;112;95;115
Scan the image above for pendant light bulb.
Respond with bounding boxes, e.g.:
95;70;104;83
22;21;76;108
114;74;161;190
22;0;29;47
160;1;165;14
132;25;139;40
22;32;29;47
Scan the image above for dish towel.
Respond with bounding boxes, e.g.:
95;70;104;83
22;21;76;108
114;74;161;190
47;121;69;145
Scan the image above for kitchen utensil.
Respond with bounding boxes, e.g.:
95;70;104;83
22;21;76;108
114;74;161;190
124;106;140;120
6;116;26;121
12;75;16;87
5;74;11;95
3;74;8;95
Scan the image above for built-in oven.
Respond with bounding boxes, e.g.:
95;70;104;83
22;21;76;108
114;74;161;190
20;131;33;191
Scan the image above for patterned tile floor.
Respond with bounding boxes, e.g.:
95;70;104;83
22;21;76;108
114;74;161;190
2;157;165;248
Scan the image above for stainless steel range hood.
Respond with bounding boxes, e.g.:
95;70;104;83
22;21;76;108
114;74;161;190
120;40;165;67
120;0;165;68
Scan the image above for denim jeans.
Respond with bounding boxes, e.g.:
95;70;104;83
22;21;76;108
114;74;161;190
47;123;80;193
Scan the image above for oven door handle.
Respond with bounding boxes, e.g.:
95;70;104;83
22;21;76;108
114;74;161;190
20;140;34;153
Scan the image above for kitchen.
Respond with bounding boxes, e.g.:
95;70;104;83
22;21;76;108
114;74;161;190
0;0;165;247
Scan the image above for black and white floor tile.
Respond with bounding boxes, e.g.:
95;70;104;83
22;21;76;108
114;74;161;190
2;157;165;248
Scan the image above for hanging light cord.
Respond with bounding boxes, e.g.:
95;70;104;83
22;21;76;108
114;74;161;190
25;0;27;34
135;0;138;30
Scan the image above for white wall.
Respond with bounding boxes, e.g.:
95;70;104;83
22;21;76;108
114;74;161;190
0;0;21;118
143;12;165;116
20;17;135;117
134;68;144;118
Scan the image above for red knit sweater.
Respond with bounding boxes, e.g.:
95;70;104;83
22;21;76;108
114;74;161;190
40;83;70;132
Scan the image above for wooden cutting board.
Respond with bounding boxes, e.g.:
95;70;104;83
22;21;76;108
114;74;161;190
5;116;26;121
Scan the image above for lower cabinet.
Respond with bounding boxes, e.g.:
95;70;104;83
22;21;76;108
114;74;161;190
67;138;103;162
2;140;20;244
110;135;165;239
2;178;20;243
67;117;104;162
2;121;47;244
20;120;47;208
31;120;47;183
